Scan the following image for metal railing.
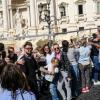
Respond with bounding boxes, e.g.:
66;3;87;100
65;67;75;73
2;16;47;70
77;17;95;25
0;28;98;42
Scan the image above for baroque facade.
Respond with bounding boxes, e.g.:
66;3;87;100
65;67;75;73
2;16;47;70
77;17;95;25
0;0;100;39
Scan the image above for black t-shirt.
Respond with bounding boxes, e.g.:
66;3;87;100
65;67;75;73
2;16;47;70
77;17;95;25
20;55;38;80
91;40;99;56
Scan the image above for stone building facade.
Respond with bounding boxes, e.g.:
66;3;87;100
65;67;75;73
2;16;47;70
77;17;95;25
0;0;100;41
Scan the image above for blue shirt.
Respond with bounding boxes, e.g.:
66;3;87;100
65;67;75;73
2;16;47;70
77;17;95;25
78;46;91;65
0;89;36;100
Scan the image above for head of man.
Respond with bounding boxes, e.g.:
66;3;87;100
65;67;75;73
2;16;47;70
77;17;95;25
92;33;97;39
0;43;5;51
8;47;15;55
0;43;6;60
23;41;33;56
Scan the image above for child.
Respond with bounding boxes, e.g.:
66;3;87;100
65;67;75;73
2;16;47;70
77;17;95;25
40;57;59;100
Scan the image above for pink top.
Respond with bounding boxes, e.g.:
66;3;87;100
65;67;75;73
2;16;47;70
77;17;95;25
55;53;61;60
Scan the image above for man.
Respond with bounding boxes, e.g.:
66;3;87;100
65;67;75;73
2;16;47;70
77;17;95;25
89;31;100;85
0;43;6;61
17;41;39;99
90;29;100;48
7;47;17;63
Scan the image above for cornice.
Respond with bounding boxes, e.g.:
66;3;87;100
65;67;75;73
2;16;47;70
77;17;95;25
75;0;86;4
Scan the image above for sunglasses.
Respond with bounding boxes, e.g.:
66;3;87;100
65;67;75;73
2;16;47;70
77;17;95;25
54;47;60;50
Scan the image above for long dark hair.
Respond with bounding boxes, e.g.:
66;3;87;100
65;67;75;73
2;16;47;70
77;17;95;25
42;44;51;56
1;63;29;99
62;40;69;52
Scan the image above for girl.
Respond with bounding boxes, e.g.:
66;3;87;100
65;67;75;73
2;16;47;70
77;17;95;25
40;57;59;100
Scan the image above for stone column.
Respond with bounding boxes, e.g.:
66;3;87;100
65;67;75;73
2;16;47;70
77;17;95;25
2;0;8;30
30;0;37;31
27;4;31;27
52;0;58;34
9;7;13;29
8;0;13;29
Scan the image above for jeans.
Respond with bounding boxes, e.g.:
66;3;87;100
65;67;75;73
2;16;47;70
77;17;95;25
79;64;91;88
92;56;100;81
49;83;59;100
71;64;80;97
57;71;72;100
71;64;79;80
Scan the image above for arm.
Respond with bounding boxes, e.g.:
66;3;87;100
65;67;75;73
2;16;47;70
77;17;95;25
39;67;50;74
90;42;100;48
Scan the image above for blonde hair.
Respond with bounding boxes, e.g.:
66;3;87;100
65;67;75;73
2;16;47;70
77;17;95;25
51;57;59;64
69;43;74;48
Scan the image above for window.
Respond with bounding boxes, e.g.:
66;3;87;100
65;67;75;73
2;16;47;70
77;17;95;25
79;27;84;31
97;2;100;14
62;28;67;33
59;5;66;17
78;5;83;15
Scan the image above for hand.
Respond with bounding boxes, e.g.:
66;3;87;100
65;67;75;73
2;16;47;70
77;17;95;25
48;71;53;75
17;59;25;65
67;77;72;81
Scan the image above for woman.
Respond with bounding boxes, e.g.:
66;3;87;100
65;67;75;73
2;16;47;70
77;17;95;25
67;43;80;97
78;39;92;93
0;63;36;100
53;43;61;60
42;44;55;65
54;41;72;100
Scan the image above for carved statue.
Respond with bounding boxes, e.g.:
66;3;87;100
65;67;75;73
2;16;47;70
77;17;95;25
14;9;23;35
0;12;3;27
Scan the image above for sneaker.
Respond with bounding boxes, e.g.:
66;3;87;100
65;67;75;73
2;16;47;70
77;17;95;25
85;86;90;92
94;81;100;85
82;88;87;93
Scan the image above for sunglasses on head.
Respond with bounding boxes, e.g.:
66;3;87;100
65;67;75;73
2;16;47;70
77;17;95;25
44;47;49;50
25;47;33;50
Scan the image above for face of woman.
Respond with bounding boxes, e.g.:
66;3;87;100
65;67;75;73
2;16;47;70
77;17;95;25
44;46;50;54
53;45;60;54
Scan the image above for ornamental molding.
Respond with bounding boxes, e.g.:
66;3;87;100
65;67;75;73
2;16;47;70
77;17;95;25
93;0;100;2
58;2;68;7
75;0;86;5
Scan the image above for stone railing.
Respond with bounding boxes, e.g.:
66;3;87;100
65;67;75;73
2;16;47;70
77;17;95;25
94;13;100;21
59;16;70;24
75;14;87;23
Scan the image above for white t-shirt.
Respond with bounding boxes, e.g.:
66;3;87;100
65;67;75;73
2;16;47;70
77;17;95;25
45;64;59;82
45;52;55;65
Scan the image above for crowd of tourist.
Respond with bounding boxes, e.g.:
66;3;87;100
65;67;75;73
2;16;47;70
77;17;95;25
0;29;99;100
